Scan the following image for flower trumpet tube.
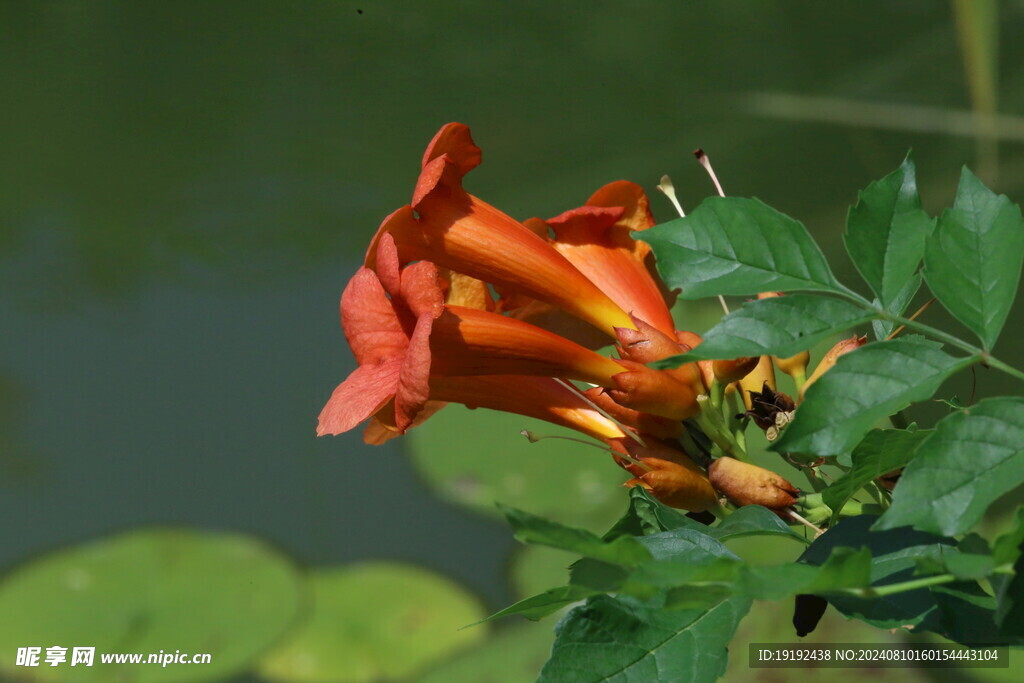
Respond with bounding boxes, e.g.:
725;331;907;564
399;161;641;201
428;305;626;385
366;124;634;337
707;457;799;511
799;334;867;402
429;375;628;442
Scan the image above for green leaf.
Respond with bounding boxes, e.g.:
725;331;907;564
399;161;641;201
844;153;934;308
773;337;969;456
652;295;872;367
871;274;922;340
639;196;843;299
738;547;873;600
822;429;930;523
993;507;1024;566
538;594;751;683
705;504;810;545
875;397;1024;536
602;486;686;539
481;585;596;623
258;563;486;683
923;167;1024;350
797;516;957;631
0;529;302;683
500;504;652;566
995;551;1024;636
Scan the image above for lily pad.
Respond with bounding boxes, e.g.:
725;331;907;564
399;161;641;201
0;528;302;682
407;404;625;531
418;622;555;683
257;562;486;682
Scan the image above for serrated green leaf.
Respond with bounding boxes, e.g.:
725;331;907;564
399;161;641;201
875;397;1024;536
639;196;843;299
636;528;739;562
481;585;596;623
602;486;686;540
773;337;970;456
652;295;871;367
871;274;922;340
539;594;751;683
844;153;934;308
706;504;810;545
923;167;1024;350
499;504;652;566
822;429;930;523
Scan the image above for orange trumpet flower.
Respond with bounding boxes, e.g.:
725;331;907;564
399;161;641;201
365;123;634;337
524;180;678;338
319;236;699;437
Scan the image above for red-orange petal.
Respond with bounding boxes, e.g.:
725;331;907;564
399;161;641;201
394;313;434;431
340;268;407;366
421;122;482;177
544;204;676;337
317;359;402;436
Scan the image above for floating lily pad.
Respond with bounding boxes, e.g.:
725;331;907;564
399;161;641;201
407;404;625;531
417;622;555;683
0;528;302;682
257;562;486;682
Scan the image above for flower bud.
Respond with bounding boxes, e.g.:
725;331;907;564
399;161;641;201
799;334;867;401
623;456;717;512
773;349;810;380
608;359;700;421
712;356;759;384
583;387;684;440
615;317;705;397
708;457;798;510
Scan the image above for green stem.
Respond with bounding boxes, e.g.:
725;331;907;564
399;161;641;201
984;355;1024;383
840;563;1014;599
837;293;1024;384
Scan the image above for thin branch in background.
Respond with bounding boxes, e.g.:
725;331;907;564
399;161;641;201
886;297;936;340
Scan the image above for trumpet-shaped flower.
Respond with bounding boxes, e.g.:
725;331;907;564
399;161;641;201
365;123;634;337
319;235;700;437
524;181;678;338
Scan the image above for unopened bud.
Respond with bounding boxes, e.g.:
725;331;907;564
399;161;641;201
708;457;798;510
799;334;867;401
609;360;700;421
712;356;759;384
624;456;717;512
